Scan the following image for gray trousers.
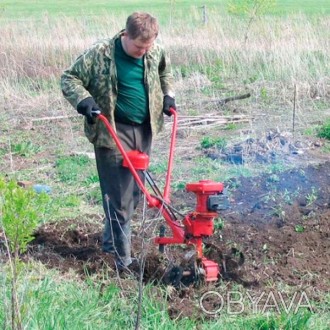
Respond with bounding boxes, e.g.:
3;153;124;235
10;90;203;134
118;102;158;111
94;121;152;267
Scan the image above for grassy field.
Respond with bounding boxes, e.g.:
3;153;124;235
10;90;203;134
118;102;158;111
0;0;329;20
0;0;329;329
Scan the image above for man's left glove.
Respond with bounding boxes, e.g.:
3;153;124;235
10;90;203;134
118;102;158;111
77;97;100;124
163;95;176;116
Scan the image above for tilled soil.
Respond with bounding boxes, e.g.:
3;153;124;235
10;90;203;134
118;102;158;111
5;160;328;319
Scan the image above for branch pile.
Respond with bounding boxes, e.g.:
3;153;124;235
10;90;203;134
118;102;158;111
168;93;252;130
170;114;251;130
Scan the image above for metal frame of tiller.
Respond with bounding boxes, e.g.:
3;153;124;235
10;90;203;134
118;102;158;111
97;109;224;283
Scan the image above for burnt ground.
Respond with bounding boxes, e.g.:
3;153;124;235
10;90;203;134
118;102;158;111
7;159;328;320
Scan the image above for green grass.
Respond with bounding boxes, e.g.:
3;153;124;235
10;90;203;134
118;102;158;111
0;266;328;330
55;154;97;184
0;267;196;330
0;0;224;21
275;0;330;15
0;0;329;21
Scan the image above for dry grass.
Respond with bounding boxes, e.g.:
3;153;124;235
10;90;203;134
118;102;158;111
0;12;329;180
1;13;329;87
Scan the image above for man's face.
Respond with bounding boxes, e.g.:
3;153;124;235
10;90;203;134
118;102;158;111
122;33;155;58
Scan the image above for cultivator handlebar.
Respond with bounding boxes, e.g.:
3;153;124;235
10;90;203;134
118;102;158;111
96;109;225;284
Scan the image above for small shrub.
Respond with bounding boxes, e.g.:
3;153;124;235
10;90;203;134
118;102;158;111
0;178;49;254
0;177;50;329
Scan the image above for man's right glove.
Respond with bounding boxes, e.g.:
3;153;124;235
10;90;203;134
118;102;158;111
77;97;100;124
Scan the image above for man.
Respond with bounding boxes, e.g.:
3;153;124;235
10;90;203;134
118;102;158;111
61;12;176;271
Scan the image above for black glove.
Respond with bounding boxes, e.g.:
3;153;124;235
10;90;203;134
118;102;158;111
163;95;176;116
77;97;100;124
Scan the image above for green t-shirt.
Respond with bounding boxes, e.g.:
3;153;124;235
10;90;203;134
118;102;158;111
114;38;149;124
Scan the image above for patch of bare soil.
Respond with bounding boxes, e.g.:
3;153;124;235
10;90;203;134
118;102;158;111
1;158;327;320
165;160;330;319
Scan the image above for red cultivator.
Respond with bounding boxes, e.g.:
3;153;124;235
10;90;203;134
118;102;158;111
97;109;225;285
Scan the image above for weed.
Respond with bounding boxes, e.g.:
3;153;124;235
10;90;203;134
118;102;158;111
261;193;271;203
306;187;318;206
295;224;305;233
281;189;292;204
224;123;238;130
267;173;280;183
317;119;330;140
271;204;285;220
11;141;41;157
280;188;300;205
214;217;225;231
260;87;268;101
171;181;186;190
200;136;227;150
84;174;99;185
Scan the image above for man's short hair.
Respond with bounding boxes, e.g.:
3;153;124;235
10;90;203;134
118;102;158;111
126;12;159;41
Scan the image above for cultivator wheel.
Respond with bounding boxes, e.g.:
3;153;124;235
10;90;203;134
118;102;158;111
162;259;212;288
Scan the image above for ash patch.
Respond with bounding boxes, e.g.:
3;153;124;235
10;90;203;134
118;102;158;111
224;161;330;224
205;129;324;165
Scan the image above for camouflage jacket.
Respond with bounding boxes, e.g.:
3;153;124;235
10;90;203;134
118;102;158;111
61;31;175;148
